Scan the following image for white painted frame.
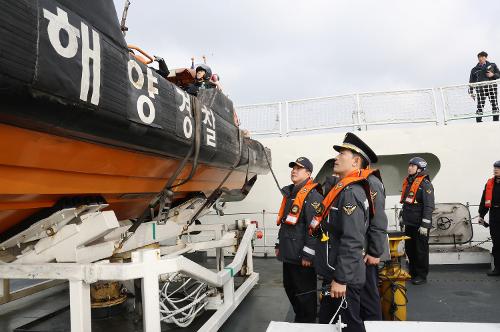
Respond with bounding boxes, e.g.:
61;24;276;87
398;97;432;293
0;224;258;332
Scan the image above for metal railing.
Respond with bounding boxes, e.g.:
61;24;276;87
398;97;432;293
237;80;500;136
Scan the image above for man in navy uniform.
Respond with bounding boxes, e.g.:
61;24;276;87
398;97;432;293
400;157;435;285
469;51;500;122
275;157;323;322
313;133;378;332
478;160;500;276
322;133;387;322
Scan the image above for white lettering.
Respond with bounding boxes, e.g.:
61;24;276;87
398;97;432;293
43;7;80;58
128;60;144;89
146;68;158;99
201;105;215;129
137;95;155;124
80;22;100;105
206;128;216;147
175;87;190;113
183;116;193;138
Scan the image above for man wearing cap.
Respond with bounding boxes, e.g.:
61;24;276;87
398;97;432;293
469;51;500;122
313;133;375;331
275;157;323;323
322;133;388;322
400;157;435;285
478;160;500;276
359;145;387;321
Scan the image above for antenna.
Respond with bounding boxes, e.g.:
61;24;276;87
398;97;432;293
120;0;131;37
191;57;195;69
202;55;207;64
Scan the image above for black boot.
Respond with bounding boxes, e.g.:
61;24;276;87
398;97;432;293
487;269;500;276
412;276;427;285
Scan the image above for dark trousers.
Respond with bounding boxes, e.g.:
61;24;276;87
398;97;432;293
476;85;499;122
405;225;429;279
360;265;382;321
319;282;365;332
283;262;317;323
490;212;500;270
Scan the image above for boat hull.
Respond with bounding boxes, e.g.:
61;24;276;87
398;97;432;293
0;123;255;238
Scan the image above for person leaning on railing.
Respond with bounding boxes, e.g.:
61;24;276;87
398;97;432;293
468;51;500;123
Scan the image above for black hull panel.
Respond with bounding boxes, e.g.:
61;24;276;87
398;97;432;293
0;0;269;175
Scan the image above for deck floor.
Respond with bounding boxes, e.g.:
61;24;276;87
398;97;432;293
1;258;499;331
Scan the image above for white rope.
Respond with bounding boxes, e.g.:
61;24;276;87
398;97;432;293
329;295;347;324
158;273;213;328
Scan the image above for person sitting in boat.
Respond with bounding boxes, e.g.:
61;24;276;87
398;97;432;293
185;64;221;96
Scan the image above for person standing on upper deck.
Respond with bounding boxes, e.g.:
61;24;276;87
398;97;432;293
400;157;435;285
469;51;500;122
275;157;323;323
478;160;500;276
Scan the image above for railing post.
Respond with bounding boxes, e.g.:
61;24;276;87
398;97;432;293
355;93;363;131
285;101;290;136
278;102;283;136
431;88;439;125
440;87;448;125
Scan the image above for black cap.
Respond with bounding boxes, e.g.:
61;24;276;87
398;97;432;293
478;51;488;57
289;157;313;172
333;132;378;164
494;160;500;168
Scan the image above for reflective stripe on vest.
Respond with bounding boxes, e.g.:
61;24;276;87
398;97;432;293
485;177;495;208
400;175;426;204
276;179;318;226
309;169;372;233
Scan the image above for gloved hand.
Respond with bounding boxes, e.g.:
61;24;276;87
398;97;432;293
478;217;490;228
398;211;404;228
418;227;429;236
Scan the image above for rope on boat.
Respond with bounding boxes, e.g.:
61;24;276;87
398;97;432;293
124;94;202;239
256;141;285;196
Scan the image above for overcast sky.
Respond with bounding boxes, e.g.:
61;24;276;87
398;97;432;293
113;0;500;105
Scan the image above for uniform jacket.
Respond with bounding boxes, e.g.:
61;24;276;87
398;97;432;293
324;175;388;259
185;80;216;96
401;173;435;229
479;178;500;218
276;179;323;265
366;174;389;258
469;61;500;84
315;182;369;286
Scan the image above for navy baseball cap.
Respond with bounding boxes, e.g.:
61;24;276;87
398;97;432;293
289;157;313;172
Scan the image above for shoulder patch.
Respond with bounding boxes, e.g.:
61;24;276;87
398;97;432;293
312;201;324;215
370;190;377;200
426;189;432;194
343;203;357;216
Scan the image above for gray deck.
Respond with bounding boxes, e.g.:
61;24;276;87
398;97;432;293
0;258;499;331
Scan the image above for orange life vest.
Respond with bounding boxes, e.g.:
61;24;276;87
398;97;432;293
400;174;426;204
360;168;382;183
276;179;319;226
309;169;373;233
359;168;382;211
485;177;495;208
